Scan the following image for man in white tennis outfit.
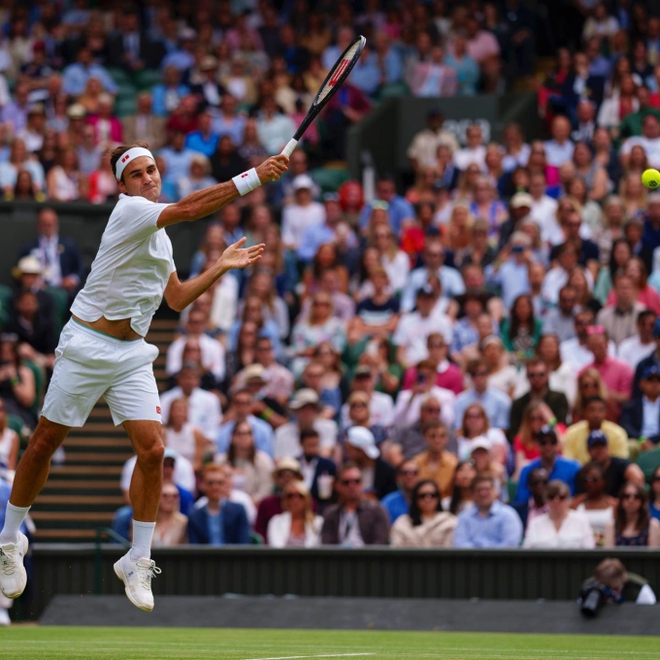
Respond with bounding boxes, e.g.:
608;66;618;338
0;140;288;612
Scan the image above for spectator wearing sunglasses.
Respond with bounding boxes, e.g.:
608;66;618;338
620;365;660;453
266;481;323;548
515;426;581;504
389;480;457;548
604;483;660;548
523;480;595;549
320;462;390;547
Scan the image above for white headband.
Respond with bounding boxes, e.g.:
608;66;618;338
115;147;155;181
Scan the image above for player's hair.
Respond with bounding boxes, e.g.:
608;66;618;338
110;141;150;181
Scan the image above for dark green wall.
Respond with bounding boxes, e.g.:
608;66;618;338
15;545;660;621
0;201;208;286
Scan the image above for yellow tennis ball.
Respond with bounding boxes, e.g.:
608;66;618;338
642;168;660;189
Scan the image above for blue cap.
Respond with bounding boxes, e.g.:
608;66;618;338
642;364;660;379
587;430;607;447
653;318;660;338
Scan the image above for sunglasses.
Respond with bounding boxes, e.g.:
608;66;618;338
548;493;568;501
622;493;642;501
401;469;419;476
422;407;441;413
417;492;439;500
205;480;226;486
285;492;305;500
341;478;362;486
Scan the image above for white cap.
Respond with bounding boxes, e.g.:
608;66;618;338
289;388;320;410
470;436;492;453
346;426;380;460
292;174;314;191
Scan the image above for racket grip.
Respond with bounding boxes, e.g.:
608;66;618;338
281;139;298;157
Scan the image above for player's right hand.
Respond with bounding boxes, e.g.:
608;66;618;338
256;155;289;183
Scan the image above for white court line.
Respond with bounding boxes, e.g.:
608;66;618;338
243;654;375;660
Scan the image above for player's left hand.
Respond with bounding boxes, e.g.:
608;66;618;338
219;237;265;271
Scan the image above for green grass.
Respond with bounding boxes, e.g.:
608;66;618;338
0;628;658;660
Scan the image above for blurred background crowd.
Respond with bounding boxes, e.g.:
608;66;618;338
2;0;660;579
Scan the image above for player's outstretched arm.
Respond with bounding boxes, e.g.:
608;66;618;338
157;155;289;229
164;237;264;312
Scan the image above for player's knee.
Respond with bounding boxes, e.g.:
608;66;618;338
28;432;61;462
136;438;165;471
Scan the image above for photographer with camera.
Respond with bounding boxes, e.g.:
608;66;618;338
580;558;656;618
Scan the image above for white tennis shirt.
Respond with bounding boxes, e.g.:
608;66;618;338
71;193;176;337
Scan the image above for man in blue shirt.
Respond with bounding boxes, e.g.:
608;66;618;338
453;474;523;548
453;358;511;431
188;464;250;545
515;426;581;503
359;175;415;236
485;232;531;309
381;459;419;523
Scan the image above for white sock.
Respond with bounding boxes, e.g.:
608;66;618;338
130;520;155;561
0;503;30;546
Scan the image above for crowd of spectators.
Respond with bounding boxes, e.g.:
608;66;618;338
3;1;660;559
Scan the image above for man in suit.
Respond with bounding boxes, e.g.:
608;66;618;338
509;357;569;441
620;364;660;451
187;464;250;545
106;10;165;72
298;429;336;506
19;207;83;295
122;93;166;151
320;462;390;546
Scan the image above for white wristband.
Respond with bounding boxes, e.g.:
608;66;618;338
232;168;261;196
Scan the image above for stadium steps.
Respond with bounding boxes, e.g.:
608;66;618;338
31;318;179;543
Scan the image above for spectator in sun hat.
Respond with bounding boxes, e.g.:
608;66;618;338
344;426;397;500
281;174;325;250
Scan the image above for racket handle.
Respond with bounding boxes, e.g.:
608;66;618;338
281;139;298;157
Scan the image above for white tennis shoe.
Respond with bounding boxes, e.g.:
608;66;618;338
113;552;161;612
0;532;28;599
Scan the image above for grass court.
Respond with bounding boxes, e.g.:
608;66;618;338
0;627;657;660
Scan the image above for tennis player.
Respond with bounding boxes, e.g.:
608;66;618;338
0;142;289;612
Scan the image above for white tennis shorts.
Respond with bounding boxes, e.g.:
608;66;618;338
41;319;162;427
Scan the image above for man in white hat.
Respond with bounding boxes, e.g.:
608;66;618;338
10;255;56;330
281;173;325;250
344;426;397;501
0;138;288;612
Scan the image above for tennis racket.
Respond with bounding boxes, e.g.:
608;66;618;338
281;35;367;158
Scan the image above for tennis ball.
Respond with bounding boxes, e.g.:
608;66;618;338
642;168;660;189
